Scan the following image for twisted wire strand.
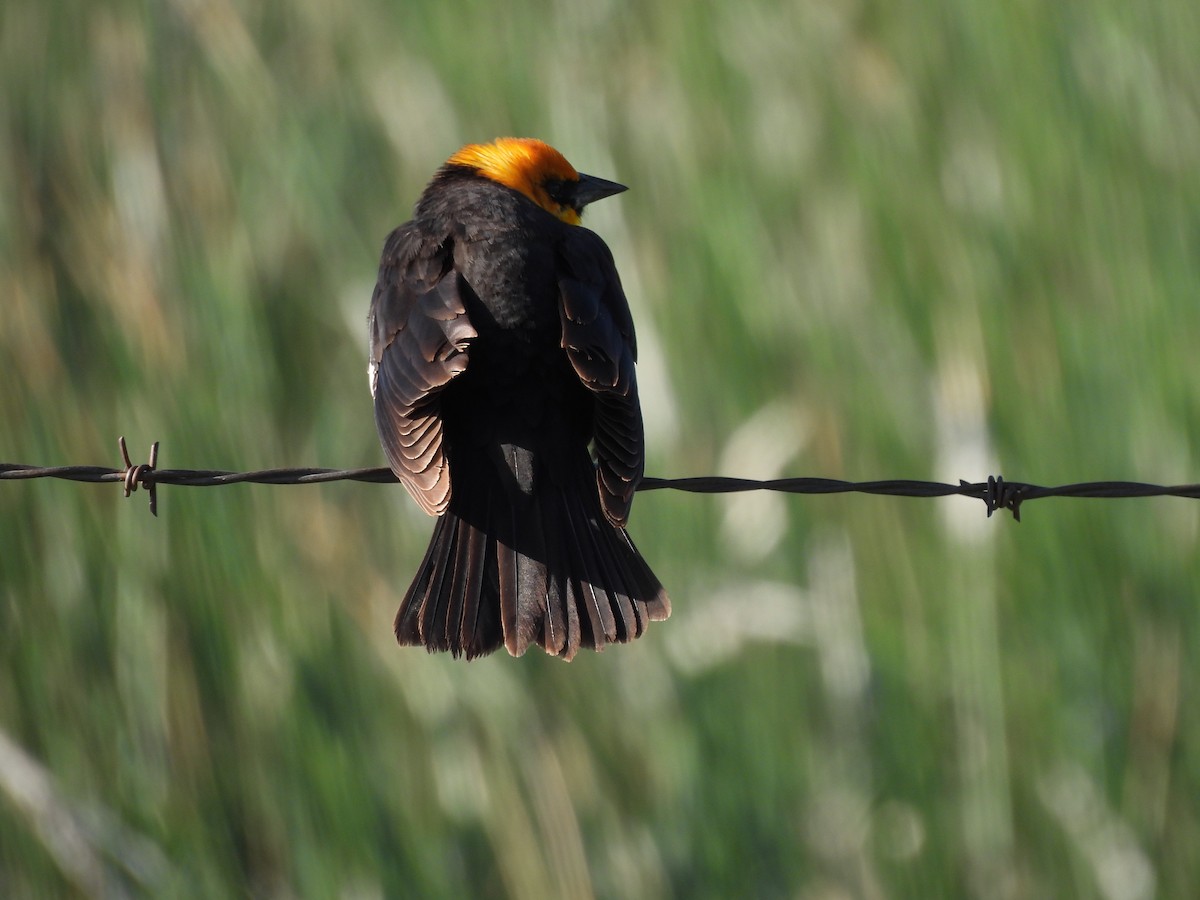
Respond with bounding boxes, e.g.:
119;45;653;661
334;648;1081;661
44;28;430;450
4;438;1199;520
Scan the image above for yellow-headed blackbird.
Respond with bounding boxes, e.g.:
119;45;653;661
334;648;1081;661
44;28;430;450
369;138;669;660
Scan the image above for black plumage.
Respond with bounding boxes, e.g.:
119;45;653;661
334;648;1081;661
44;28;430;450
369;139;669;660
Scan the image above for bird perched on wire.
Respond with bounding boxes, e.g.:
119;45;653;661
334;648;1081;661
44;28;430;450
369;138;669;660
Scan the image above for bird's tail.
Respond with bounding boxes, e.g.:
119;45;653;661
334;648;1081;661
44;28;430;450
395;457;669;660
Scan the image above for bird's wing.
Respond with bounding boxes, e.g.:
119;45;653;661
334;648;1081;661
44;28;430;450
557;228;645;527
369;224;476;516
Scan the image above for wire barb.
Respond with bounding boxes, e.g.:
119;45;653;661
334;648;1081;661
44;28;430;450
119;436;160;517
970;475;1026;521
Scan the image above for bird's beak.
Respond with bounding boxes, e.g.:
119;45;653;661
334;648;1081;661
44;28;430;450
572;173;628;208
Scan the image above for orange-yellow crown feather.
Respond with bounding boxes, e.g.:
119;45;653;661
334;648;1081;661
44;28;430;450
447;138;584;225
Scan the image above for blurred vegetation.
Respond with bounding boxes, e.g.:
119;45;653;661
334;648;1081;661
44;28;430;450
2;0;1198;896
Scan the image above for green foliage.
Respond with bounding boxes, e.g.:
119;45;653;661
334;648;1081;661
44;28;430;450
2;0;1198;895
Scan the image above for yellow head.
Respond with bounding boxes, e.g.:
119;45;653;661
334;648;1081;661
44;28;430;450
446;138;626;225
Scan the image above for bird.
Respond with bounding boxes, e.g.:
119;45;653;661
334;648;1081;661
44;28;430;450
369;137;670;660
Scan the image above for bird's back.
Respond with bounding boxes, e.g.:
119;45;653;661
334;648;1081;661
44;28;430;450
408;175;595;481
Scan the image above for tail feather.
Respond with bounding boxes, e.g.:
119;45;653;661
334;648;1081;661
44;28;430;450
605;529;649;642
559;488;618;647
422;517;455;648
512;494;552;658
441;515;471;650
395;464;669;660
535;486;569;657
618;527;670;623
395;511;444;645
453;511;487;654
418;508;455;649
496;525;521;656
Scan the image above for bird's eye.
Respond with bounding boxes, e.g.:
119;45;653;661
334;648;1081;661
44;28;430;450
544;179;572;208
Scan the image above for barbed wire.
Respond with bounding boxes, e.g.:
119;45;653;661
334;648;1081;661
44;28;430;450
3;438;1199;522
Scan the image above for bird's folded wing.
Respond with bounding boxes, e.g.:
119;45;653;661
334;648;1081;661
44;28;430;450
557;228;644;527
369;225;476;516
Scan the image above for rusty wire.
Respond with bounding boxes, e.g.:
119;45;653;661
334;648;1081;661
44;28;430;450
3;437;1200;521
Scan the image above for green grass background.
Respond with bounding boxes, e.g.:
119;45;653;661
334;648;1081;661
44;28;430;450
3;0;1198;896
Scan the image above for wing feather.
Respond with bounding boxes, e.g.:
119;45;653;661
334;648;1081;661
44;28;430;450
369;224;476;516
557;230;645;527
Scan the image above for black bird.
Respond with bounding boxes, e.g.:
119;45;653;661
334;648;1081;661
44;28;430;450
369;138;669;660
